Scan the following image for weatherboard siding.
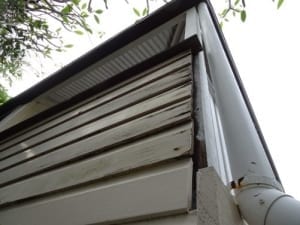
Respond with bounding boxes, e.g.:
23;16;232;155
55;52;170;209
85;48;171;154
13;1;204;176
0;159;193;225
0;123;193;205
0;51;191;151
0;52;196;225
0;85;192;172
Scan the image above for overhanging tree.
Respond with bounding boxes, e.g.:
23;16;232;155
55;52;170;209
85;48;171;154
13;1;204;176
0;0;104;83
0;85;9;105
0;0;284;103
218;0;284;25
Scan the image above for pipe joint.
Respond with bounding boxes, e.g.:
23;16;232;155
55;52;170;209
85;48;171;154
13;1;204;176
236;185;300;225
231;175;283;192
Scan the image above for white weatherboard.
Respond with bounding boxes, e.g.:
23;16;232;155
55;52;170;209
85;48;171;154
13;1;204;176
0;52;195;225
0;159;193;225
0;123;193;205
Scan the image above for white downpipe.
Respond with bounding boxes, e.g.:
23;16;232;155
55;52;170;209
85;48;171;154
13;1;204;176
237;186;300;225
198;3;275;181
198;2;300;225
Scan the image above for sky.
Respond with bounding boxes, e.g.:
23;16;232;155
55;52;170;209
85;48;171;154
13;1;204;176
216;0;300;199
2;0;300;199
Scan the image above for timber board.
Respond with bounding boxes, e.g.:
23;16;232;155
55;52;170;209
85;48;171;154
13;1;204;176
0;84;192;171
0;98;192;185
0;53;192;152
0;123;193;205
0;159;193;225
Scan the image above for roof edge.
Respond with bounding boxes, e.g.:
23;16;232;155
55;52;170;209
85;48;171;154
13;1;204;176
0;35;201;140
0;0;203;118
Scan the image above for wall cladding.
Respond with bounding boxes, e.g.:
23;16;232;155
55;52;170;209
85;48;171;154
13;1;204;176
0;52;195;225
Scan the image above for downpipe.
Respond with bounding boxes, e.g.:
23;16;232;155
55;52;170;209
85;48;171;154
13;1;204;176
236;182;300;225
198;2;300;225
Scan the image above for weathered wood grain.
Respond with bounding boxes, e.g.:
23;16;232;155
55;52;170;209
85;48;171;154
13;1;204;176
0;97;192;185
0;84;192;171
0;53;192;152
0;123;193;205
0;159;193;225
0;67;191;160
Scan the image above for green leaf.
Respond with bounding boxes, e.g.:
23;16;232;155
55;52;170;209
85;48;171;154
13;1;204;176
133;8;140;17
95;9;103;14
94;14;100;24
64;44;74;48
142;7;148;16
86;28;93;34
74;30;84;35
81;11;88;18
277;0;284;9
72;0;80;5
234;0;240;6
98;31;105;38
219;21;224;29
240;10;246;22
103;0;108;9
61;4;73;15
0;85;10;105
81;3;87;10
220;8;228;17
33;20;42;28
62;16;69;23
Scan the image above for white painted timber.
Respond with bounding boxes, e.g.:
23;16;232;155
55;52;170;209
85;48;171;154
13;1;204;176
122;211;197;225
184;7;200;41
197;167;242;225
0;52;191;153
0;159;193;225
0;13;186;134
0;99;192;185
0;84;192;171
0;123;193;205
0;67;191;160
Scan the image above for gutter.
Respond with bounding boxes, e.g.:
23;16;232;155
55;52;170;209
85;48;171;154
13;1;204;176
198;1;300;225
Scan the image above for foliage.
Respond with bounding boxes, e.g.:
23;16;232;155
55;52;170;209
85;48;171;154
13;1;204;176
0;0;284;104
0;85;10;105
0;0;104;85
219;0;284;26
0;0;167;86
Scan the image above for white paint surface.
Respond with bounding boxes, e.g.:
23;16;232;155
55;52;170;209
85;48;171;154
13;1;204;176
0;123;193;205
0;159;193;225
3;0;300;200
197;167;242;225
212;0;300;199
